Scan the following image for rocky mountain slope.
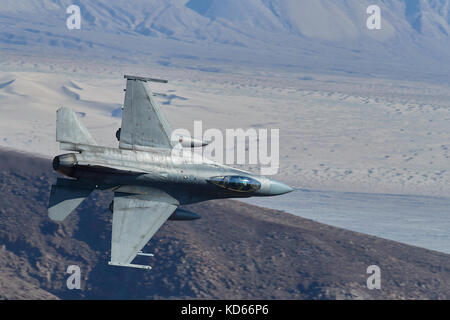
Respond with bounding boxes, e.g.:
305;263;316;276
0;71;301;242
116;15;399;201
0;148;449;299
1;0;449;81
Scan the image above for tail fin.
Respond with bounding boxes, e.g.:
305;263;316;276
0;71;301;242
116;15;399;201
56;107;97;148
48;178;94;221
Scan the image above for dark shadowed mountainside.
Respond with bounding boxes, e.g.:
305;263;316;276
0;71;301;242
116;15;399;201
0;149;449;299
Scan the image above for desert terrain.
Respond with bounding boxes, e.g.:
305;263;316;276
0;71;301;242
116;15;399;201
0;149;449;299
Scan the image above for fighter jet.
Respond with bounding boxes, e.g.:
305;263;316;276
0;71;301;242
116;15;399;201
48;75;294;269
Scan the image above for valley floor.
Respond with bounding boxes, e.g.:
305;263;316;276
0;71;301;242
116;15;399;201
0;65;449;197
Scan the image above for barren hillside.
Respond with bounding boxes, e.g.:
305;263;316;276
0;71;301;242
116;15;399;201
0;149;449;299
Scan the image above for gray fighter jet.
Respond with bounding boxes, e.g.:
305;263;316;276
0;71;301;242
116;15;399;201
48;75;293;269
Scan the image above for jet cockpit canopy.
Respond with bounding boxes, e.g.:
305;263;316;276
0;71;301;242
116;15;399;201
207;175;261;193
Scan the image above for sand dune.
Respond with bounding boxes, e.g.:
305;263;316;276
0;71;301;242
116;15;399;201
0;70;449;198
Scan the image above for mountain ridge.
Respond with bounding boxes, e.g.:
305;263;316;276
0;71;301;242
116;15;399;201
1;1;450;81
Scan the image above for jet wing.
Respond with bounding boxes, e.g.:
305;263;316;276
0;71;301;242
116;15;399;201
109;191;177;269
119;75;173;150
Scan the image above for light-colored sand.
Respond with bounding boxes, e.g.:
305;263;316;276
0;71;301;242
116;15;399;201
0;68;449;198
243;189;450;254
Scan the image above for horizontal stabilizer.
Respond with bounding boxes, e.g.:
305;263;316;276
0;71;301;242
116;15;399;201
48;179;93;221
56;107;97;147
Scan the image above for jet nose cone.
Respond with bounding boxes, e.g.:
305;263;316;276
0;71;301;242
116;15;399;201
269;180;295;195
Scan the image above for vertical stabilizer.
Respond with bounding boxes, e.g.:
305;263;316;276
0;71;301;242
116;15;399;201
119;76;173;150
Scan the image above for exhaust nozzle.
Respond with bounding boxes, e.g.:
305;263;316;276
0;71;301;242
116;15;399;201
52;153;77;176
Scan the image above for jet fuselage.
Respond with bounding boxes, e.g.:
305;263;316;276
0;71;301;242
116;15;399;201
52;144;293;206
